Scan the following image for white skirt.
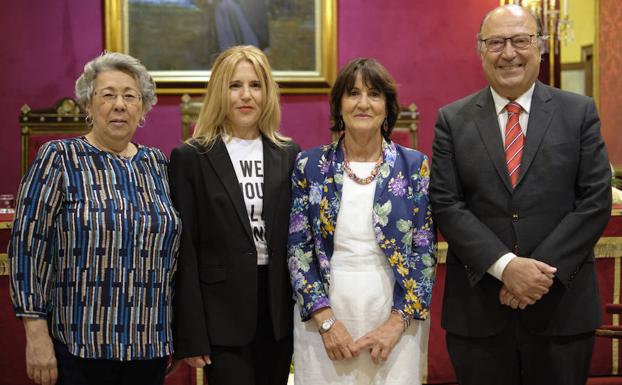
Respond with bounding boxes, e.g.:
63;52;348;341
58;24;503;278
292;255;430;385
293;164;429;385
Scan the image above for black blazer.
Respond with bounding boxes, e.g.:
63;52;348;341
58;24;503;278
430;81;611;338
168;136;300;358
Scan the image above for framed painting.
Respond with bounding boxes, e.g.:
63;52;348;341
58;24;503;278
104;0;337;94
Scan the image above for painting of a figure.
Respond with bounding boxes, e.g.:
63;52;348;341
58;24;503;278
127;0;317;72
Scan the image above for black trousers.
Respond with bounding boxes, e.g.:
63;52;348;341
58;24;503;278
446;315;595;385
53;339;167;385
205;265;293;385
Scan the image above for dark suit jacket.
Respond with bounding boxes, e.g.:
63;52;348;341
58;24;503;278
430;81;611;338
168;136;300;358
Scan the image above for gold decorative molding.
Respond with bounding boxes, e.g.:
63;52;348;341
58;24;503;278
437;242;448;264
0;253;7;276
0;221;13;230
613;255;620;374
196;368;203;385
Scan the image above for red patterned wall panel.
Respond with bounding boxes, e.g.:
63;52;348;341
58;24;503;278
599;0;622;166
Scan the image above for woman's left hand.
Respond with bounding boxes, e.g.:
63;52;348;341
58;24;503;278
350;312;403;364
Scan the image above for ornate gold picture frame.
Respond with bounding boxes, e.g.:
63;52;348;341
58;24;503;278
104;0;337;94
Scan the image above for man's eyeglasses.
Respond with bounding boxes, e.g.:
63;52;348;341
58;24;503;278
479;34;538;52
95;90;142;105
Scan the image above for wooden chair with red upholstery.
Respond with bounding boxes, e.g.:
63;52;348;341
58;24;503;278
19;97;89;175
589;304;622;384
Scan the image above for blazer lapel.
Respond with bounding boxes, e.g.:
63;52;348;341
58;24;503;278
374;139;397;199
331;138;345;201
204;137;254;244
262;136;281;246
473;88;513;193
515;81;554;187
321;140;343;258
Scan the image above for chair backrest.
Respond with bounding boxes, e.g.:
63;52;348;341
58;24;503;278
19;97;89;175
393;103;420;149
180;94;202;141
180;93;419;148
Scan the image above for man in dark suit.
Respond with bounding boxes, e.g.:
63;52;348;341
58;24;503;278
430;5;611;385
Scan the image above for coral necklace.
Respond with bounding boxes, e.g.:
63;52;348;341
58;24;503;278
342;143;383;185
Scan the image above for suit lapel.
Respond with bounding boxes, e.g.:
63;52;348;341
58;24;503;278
262;136;281;246
204;137;254;244
515;81;554;187
473;88;513;193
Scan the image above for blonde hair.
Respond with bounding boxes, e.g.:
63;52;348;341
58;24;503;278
191;45;289;148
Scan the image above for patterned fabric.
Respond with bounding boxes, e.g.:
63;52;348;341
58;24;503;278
505;102;524;187
9;137;182;360
287;138;436;322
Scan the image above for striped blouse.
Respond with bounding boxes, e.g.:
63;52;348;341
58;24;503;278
9;137;182;360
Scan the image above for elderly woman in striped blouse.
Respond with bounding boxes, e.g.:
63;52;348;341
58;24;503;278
9;52;181;385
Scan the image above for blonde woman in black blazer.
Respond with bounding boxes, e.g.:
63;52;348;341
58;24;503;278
168;45;300;385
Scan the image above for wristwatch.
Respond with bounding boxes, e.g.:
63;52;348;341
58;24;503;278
318;317;336;334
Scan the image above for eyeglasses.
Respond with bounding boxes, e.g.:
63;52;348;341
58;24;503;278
94;90;142;105
479;34;538;52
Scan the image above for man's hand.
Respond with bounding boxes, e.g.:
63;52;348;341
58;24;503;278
23;318;58;385
350;312;403;364
501;257;556;305
499;285;530;309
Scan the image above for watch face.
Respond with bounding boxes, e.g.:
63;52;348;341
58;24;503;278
320;317;335;333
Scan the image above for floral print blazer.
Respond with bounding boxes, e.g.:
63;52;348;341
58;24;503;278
288;138;436;322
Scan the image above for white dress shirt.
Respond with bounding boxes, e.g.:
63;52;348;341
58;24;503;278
486;83;535;281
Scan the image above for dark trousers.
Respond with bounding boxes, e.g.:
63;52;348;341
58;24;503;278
205;265;293;385
446;315;595;385
53;339;167;385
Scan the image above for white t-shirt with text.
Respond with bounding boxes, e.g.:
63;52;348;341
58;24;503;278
225;136;269;265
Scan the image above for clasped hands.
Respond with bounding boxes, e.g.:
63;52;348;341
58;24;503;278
314;308;403;365
499;256;556;310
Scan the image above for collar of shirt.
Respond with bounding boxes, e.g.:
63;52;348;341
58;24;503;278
490;83;535;139
490;83;535;115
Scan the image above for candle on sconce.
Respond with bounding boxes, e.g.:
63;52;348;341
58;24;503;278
563;0;568;16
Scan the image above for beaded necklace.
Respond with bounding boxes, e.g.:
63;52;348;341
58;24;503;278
342;143;383;185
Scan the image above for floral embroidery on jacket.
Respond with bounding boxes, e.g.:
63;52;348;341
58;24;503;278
287;139;436;321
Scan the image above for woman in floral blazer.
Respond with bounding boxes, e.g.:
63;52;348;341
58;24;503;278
287;58;436;385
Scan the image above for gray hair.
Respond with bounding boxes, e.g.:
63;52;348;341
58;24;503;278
75;52;157;112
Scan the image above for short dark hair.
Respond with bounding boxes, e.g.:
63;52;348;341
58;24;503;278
329;58;400;141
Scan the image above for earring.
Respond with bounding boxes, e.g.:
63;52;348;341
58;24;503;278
85;115;93;127
138;117;146;128
338;116;345;131
382;118;388;133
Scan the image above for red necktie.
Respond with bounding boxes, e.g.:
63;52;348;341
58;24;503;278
505;102;524;188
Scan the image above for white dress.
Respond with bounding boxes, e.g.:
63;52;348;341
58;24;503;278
293;162;429;385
